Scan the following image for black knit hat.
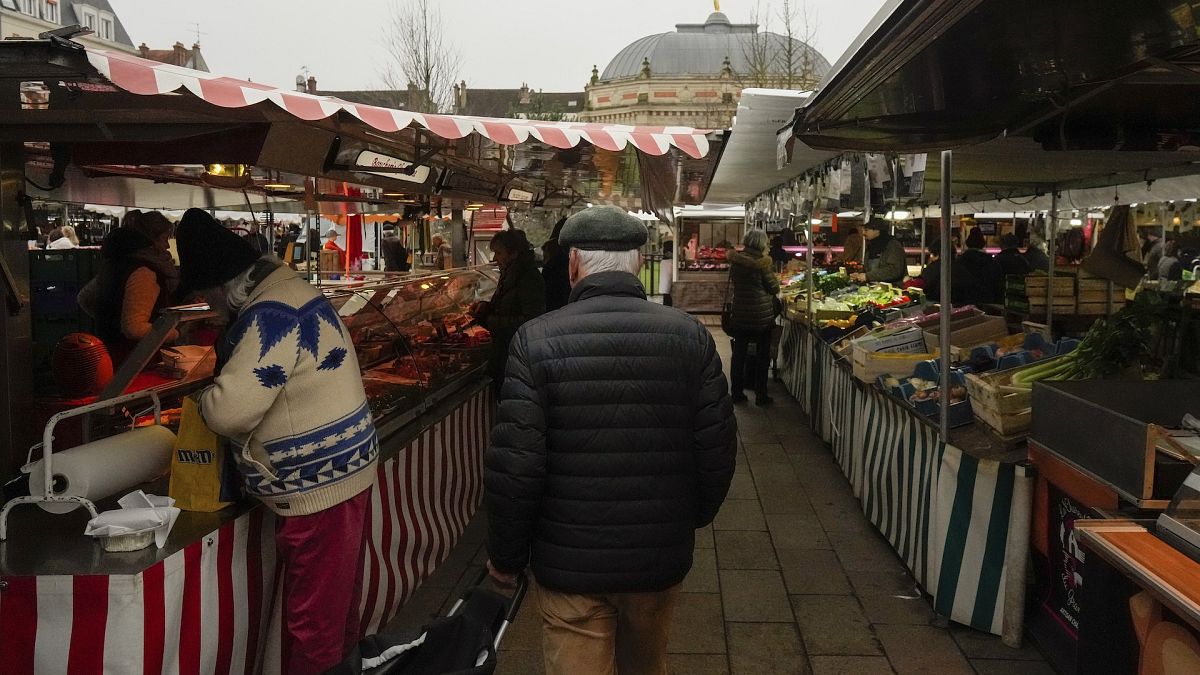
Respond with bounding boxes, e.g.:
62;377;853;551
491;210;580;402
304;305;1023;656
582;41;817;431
176;208;261;291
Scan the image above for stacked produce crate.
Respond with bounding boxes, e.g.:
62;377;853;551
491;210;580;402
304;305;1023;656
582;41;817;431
1074;268;1127;316
1005;271;1075;315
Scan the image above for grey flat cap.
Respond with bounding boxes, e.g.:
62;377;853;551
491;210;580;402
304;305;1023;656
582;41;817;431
559;206;648;251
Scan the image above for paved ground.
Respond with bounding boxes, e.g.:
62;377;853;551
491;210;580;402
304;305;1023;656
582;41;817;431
383;330;1053;674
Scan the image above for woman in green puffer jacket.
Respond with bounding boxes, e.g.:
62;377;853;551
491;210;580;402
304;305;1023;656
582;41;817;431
726;229;781;405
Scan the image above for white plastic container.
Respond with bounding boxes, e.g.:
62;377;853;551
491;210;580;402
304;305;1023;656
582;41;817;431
98;528;156;552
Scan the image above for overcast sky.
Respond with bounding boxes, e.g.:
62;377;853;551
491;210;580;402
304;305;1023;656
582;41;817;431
109;0;889;93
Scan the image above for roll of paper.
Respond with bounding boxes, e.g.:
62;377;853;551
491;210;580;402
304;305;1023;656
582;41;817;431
28;425;177;514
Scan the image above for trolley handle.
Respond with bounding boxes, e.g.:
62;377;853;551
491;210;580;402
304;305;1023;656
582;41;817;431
454;567;529;623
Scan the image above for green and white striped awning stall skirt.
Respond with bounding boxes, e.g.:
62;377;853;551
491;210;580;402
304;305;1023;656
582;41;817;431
775;322;1032;637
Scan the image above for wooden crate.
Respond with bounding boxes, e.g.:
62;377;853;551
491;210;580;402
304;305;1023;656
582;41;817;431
1075;301;1124;316
1008;295;1075;314
922;315;1009;362
964;368;1034;415
851;347;936;383
966;356;1068;437
973;402;1033;437
1077;289;1125;303
1023;275;1076;296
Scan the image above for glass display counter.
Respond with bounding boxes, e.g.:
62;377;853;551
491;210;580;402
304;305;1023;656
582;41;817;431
326;266;498;431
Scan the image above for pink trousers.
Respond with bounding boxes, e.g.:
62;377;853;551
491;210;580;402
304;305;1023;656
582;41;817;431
275;488;371;675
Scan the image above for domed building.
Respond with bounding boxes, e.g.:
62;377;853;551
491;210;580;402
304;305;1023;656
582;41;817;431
581;11;831;128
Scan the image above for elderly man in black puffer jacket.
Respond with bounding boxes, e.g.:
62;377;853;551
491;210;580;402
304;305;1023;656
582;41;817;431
484;206;737;675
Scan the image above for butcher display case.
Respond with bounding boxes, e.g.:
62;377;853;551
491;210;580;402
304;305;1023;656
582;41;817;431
327;266;498;433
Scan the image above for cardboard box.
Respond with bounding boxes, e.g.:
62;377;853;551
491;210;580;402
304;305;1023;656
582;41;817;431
922;314;1009;360
852;326;927;355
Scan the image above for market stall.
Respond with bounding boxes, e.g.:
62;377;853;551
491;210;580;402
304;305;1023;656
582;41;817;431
776;300;1033;638
1;267;498;673
670;206;745;312
0;38;719;674
715;0;1200;659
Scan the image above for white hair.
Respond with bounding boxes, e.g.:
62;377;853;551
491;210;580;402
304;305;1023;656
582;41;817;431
573;248;641;277
224;255;282;312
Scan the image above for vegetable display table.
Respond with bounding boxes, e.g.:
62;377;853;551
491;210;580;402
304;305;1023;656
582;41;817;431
777;319;1033;642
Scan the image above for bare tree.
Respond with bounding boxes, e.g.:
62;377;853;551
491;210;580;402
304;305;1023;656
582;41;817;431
778;0;821;90
738;1;777;89
738;0;820;91
380;0;461;113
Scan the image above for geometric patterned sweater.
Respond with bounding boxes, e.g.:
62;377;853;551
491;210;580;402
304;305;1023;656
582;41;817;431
198;265;378;516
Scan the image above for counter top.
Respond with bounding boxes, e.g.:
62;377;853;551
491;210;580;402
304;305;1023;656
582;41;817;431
1076;520;1200;632
0;376;488;578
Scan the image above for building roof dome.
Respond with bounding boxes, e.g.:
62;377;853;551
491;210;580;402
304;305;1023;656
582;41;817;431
600;11;831;82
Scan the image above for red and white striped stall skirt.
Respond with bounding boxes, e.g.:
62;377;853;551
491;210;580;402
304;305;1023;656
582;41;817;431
0;387;492;674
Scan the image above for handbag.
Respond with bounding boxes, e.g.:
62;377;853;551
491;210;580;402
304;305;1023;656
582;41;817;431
720;273;737;337
168;396;235;512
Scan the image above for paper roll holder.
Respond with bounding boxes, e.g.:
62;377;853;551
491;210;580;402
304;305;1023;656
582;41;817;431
0;390;163;540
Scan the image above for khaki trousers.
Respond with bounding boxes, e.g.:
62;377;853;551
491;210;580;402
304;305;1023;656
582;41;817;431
536;581;681;675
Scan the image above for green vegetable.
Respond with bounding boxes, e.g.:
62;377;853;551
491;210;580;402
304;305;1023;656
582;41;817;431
1010;295;1157;389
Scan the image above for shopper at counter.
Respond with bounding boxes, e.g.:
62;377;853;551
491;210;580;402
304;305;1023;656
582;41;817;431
380;225;411;273
1145;232;1165;279
1159;239;1184;281
851;218;906;284
47;225;79;249
77;210;181;364
1024;232;1052;271
958;227;1005;304
995;233;1033;278
475;229;545;391
484;205;736;675
540;238;571;311
176;208;378;675
727;228;781;406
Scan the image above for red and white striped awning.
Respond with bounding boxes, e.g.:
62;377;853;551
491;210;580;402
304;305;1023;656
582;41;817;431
84;48;711;160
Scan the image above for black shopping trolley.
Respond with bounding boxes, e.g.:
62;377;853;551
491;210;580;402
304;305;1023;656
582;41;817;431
329;570;529;675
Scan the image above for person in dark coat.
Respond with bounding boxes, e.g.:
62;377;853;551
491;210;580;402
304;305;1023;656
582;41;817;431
957;227;1005;304
851;219;906;284
379;225;411;273
76;210;180;365
768;234;789;271
474;228;545;391
1145;233;1165;279
840;227;865;264
1159;239;1184;281
484;206;736;675
1024;232;1052;271
242;222;270;255
995;233;1033;279
726;228;781;406
540;238;571;311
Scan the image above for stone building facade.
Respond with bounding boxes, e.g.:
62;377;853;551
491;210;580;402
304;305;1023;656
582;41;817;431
581;11;830;128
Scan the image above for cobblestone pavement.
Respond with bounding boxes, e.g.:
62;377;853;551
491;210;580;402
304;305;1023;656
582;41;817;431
384;330;1053;674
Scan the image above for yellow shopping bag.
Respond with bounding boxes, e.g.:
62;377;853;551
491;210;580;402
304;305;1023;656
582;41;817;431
168;396;233;512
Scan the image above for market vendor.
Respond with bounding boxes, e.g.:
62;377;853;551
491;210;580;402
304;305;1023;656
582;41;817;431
850;218;906;284
77;210;181;364
323;227;344;253
474;228;545;391
840;227;865;264
176;209;378;675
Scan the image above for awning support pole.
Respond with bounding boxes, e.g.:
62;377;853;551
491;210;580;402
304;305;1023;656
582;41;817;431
939;151;953;440
1046;190;1059;330
920;211;927;268
805;212;816;428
